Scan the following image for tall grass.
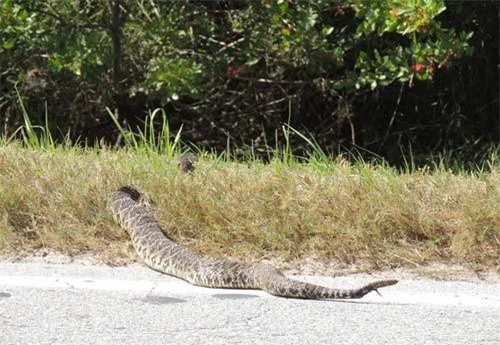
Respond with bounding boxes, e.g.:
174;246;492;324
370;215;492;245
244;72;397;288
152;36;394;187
0;105;499;271
106;107;182;158
12;85;56;149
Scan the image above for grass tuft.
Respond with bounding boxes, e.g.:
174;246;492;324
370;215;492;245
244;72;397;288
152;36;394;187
106;107;182;157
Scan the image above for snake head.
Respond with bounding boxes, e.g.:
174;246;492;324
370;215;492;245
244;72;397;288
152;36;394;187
117;186;141;201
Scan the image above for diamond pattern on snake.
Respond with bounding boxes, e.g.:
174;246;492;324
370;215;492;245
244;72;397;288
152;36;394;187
109;185;397;299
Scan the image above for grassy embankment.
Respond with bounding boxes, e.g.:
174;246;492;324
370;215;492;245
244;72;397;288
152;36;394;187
0;109;498;271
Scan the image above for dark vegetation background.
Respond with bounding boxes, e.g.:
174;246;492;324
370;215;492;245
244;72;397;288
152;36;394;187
0;0;498;165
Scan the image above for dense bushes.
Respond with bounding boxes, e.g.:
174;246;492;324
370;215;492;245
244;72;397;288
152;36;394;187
0;0;497;162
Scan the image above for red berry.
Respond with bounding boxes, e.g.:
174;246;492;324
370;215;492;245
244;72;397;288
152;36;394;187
410;63;425;73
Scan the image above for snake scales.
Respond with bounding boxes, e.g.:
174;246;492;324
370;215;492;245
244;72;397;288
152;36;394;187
109;185;397;299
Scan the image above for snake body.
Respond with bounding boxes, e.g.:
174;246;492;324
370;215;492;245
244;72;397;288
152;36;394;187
109;186;397;299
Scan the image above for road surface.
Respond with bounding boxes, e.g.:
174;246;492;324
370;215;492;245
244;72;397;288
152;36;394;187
0;262;499;345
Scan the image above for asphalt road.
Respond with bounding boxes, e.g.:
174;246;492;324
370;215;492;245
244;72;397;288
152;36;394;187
0;262;499;345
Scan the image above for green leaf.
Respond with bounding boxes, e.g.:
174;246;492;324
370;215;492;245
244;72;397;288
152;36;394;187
246;57;261;66
3;39;15;49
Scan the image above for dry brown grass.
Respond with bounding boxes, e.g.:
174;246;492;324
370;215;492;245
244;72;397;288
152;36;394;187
0;144;498;270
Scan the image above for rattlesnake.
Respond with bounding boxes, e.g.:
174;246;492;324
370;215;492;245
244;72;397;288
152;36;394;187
109;185;397;299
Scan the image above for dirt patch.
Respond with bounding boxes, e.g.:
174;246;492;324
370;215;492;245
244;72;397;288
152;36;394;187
1;249;497;284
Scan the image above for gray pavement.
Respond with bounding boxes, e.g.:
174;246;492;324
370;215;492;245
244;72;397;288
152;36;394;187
0;262;499;345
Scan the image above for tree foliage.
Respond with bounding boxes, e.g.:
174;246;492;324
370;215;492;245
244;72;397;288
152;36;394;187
0;0;497;162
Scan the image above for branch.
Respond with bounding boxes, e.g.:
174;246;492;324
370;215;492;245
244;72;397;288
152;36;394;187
110;0;122;89
216;37;245;54
25;8;66;25
62;23;110;30
232;76;311;85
